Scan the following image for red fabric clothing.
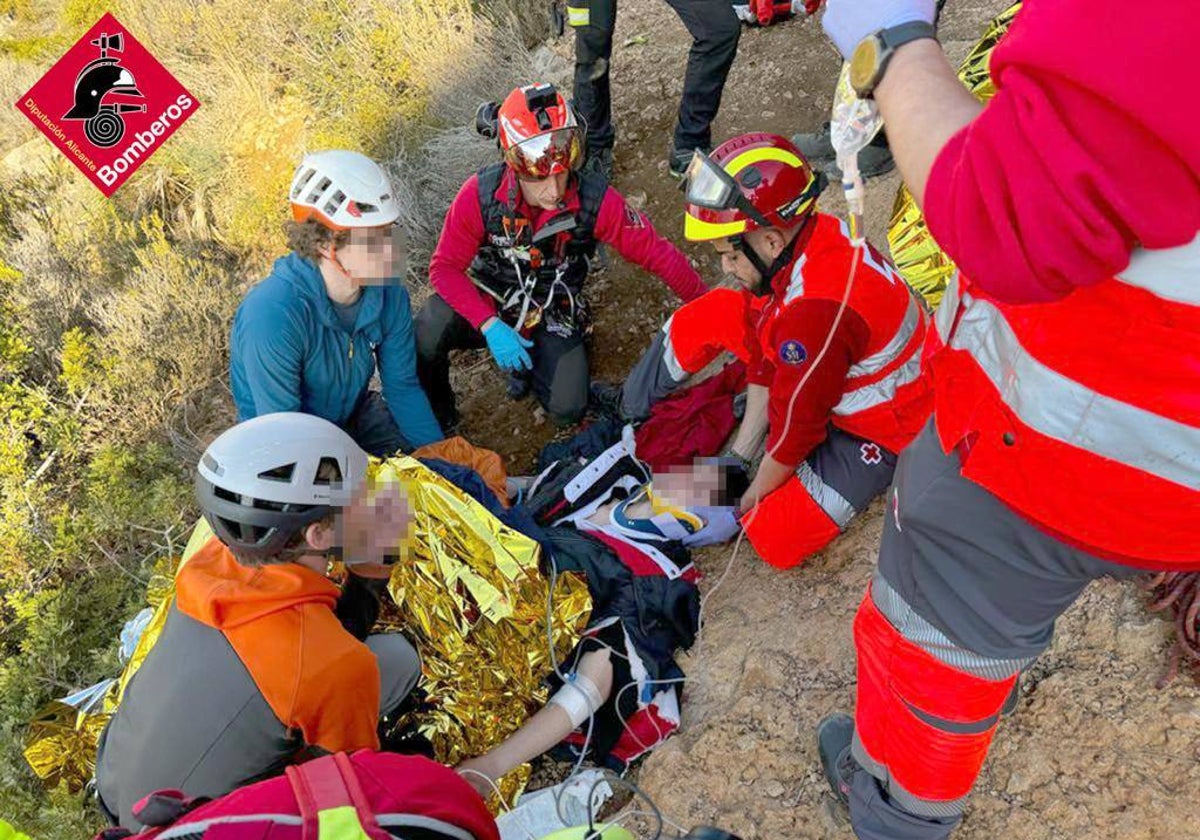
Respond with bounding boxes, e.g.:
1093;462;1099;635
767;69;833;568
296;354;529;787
132;751;501;840
755;214;927;464
759;298;870;466
634;361;748;469
854;587;1015;806
924;0;1200;304
429;169;707;328
656;214;930;469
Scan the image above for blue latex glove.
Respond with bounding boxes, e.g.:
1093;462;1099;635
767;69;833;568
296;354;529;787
481;319;533;372
822;0;936;60
681;506;742;548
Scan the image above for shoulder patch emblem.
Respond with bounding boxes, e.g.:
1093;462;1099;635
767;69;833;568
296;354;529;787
778;339;807;366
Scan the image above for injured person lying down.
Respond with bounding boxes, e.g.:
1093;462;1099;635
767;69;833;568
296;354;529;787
452;429;748;797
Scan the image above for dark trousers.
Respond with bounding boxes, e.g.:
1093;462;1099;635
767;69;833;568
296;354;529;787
571;0;741;154
343;390;411;458
414;294;590;428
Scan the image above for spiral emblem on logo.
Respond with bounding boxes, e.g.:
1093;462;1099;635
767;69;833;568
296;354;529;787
84;110;124;147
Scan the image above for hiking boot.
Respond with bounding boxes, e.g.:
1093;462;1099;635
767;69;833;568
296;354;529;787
668;143;706;178
584;147;615;182
823;144;895;181
588;380;624;419
791;123;838;164
817;712;859;812
506;371;531;400
791;124;895;180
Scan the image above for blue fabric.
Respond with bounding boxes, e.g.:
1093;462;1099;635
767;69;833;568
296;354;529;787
419;459;551;552
230;253;443;448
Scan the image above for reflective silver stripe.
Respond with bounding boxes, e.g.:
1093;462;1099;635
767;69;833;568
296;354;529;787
934;271;961;342
796;460;856;528
833;349;923;417
847;294;925;378
659;316;688;382
158;816;303;838
783;254;807;306
1117;234;1200;306
872;572;1032;680
852;732;971;819
951;294;1200;489
566;4;590;26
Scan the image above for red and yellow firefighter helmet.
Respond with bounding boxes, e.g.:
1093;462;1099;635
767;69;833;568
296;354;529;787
496;83;584;179
682;132;822;242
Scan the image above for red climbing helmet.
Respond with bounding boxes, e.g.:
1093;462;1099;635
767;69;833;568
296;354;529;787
682;132;822;242
496;83;584;179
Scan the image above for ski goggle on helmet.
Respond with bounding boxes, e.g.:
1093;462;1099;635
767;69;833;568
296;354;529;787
681;133;824;242
497;83;584;180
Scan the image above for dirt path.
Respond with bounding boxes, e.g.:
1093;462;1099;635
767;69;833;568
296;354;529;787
451;3;1200;837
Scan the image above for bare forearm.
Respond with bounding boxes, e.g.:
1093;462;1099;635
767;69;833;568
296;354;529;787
740;453;795;513
464;650;613;777
875;38;982;209
730;384;770;459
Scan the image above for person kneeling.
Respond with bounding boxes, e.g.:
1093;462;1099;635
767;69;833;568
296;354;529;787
94;413;420;831
621;133;932;569
416;83;707;430
230;151;443;457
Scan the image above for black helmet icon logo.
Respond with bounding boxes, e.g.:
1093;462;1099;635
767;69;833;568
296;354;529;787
62;32;146;148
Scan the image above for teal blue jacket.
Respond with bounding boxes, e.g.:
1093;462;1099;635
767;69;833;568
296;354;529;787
230;253;442;447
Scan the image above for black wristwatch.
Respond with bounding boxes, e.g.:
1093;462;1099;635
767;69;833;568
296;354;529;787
849;21;937;99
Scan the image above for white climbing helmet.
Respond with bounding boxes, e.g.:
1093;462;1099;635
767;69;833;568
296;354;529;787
289;150;401;231
195;412;369;560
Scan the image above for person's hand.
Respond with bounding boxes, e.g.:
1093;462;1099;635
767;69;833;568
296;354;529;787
481;318;533;372
821;0;936;60
456;755;501;798
681;506;742;548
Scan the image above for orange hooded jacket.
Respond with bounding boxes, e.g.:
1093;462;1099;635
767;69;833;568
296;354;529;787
175;537;382;752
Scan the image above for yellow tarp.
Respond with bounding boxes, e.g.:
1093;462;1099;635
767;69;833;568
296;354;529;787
887;3;1022;307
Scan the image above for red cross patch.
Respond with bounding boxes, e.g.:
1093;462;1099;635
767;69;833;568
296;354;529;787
860;443;883;465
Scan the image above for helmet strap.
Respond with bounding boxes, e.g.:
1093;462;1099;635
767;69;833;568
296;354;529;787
735;213;817;296
734;232;798;297
326;235;368;296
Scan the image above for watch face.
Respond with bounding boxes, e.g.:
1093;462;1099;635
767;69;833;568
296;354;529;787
850;35;883;95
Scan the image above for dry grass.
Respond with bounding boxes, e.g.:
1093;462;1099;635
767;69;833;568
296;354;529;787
0;2;570;835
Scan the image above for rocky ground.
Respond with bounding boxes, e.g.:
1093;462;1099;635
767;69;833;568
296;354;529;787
452;2;1200;838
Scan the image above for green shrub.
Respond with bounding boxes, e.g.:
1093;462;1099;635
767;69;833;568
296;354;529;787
0;0;566;833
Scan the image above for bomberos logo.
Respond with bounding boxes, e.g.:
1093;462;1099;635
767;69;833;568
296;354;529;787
15;13;199;196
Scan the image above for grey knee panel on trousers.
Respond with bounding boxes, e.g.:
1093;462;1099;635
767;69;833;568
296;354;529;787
365;633;422;716
804;425;899;528
849;420;1140;840
878;421;1139;661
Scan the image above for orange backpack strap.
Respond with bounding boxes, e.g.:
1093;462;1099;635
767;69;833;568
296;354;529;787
286;753;390;840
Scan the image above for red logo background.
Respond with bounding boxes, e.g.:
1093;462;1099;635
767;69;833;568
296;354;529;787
15;13;199;196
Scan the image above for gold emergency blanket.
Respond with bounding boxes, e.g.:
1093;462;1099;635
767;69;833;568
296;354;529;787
22;681;114;792
887;2;1022;306
24;458;590;810
373;455;592;805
